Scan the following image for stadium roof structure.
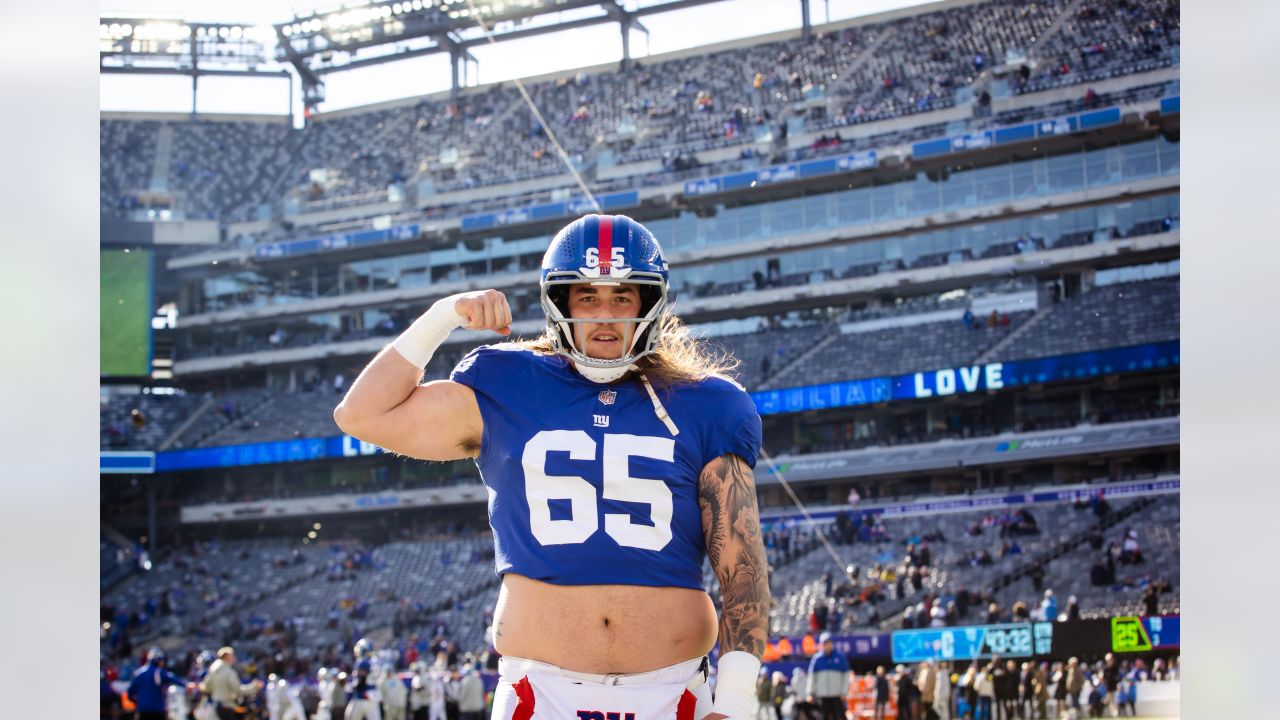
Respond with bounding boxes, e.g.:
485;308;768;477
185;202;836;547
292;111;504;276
100;0;813;117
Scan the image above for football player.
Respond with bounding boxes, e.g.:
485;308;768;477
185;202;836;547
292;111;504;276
346;639;382;720
336;214;769;720
315;667;336;720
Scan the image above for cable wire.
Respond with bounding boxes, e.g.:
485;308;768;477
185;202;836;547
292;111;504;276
758;447;848;572
462;0;602;214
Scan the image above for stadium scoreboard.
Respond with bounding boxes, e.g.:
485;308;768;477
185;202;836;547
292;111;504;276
891;622;1054;663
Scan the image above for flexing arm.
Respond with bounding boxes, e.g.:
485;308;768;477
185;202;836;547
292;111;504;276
698;452;771;658
333;290;511;461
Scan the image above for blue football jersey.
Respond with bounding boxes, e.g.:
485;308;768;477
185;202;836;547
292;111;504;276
450;343;762;589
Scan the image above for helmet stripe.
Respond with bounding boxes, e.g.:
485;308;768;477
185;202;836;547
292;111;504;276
597;214;613;275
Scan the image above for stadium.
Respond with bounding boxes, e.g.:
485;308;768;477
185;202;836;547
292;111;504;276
99;1;1181;718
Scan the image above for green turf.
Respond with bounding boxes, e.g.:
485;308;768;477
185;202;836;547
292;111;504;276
100;250;152;377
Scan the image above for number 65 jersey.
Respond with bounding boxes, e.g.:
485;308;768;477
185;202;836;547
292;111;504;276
450;343;762;590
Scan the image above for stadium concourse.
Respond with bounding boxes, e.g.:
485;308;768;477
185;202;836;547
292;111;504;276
99;0;1181;718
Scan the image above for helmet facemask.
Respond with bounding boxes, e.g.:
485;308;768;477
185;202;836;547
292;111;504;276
540;273;669;374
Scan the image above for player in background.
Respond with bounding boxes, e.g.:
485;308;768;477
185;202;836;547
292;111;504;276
336;214;770;720
125;648;189;720
316;667;336;720
278;677;308;720
426;655;449;720
166;684;190;720
346;639;382;720
192;651;217;720
267;673;283;720
408;661;431;720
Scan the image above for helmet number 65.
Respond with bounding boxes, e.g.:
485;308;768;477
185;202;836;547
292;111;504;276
584;247;625;268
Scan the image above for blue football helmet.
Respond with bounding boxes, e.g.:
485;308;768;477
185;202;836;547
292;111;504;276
353;638;372;659
540;214;671;376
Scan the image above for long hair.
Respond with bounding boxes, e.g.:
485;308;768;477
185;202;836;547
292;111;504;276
514;311;740;389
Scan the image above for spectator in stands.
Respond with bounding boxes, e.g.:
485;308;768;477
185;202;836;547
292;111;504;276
125;648;189;720
1040;590;1058;622
1121;529;1143;564
806;633;851;720
1142;584;1160;616
1066;595;1081;622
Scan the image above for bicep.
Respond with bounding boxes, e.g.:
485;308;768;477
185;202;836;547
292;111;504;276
697;452;763;570
349;380;483;461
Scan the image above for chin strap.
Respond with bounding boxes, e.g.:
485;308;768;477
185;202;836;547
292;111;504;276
639;373;680;437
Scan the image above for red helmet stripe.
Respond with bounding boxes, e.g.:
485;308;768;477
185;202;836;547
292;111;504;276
597;215;613;275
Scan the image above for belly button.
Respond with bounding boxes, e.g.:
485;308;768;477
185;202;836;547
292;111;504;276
602;617;610;628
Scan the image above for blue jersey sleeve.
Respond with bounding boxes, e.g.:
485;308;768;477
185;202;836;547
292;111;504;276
448;346;486;389
700;376;763;469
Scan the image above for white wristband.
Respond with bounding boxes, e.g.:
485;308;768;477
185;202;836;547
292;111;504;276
711;651;761;719
391;294;470;369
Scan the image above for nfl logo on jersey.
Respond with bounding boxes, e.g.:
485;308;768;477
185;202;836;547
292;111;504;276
598;390;617;405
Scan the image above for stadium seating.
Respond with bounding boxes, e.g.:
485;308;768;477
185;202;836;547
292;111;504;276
102;534;499;662
765;492;1178;637
168;120;291;221
99;0;1180;224
100;391;211;450
990;277;1179;361
101;539;331;651
992;493;1180;620
100;119;161;218
1020;0;1179;93
765;311;1030;389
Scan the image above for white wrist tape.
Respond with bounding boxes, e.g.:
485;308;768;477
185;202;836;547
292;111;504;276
391;294;470;369
712;651;761;719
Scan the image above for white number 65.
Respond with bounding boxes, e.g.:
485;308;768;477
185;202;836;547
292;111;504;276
583;247;626;268
521;430;673;551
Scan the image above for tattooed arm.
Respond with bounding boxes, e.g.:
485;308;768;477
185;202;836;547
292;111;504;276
699;452;771;658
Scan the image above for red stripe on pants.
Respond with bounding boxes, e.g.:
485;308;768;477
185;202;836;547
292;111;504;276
512;677;536;720
676;689;697;720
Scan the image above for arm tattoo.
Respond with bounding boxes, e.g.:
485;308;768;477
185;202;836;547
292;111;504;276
699;452;771;658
